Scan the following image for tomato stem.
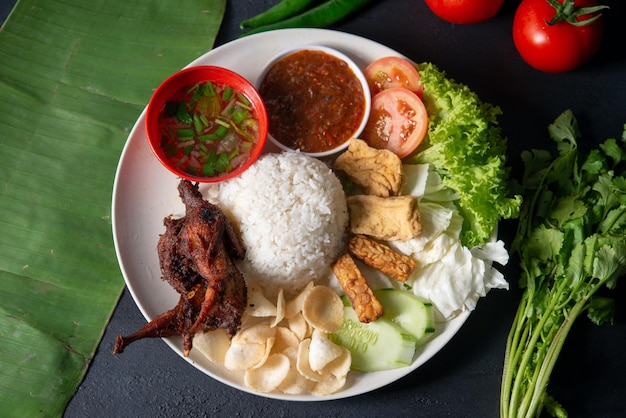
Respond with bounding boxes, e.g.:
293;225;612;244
545;0;608;27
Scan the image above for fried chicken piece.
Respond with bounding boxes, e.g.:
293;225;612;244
332;253;383;323
334;138;405;197
113;180;247;357
346;195;422;241
348;234;417;283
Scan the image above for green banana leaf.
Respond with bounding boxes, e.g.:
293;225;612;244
0;0;226;416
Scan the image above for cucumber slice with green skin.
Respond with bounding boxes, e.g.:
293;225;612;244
329;304;417;372
330;289;436;372
373;288;436;346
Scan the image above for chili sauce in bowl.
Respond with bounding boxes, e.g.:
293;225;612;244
146;66;268;182
258;46;370;158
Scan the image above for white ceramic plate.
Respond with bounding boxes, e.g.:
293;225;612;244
112;28;470;401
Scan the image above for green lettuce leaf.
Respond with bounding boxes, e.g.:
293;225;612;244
411;62;521;248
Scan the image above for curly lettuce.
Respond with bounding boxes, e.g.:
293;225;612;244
410;62;521;248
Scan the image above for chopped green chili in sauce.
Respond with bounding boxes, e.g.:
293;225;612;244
158;81;260;177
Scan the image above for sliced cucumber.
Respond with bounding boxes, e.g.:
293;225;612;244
329;303;416;372
374;288;436;346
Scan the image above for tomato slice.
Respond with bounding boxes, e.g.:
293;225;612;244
364;56;423;98
361;88;428;158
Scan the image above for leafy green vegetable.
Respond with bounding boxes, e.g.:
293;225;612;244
501;110;626;418
412;62;522;248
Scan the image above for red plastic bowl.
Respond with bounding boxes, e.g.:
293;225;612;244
146;66;268;183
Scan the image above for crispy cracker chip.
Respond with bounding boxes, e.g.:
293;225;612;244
285;281;314;319
233;323;276;345
199;284;354;396
193;329;230;363
247;285;277;317
296;338;329;383
308;329;344;372
251;336;276;370
287;312;309;341
312;374;347;396
302;286;344;333
270;288;286;327
321;346;351;378
277;346;315;395
271;326;300;354
244;353;291;393
225;324;276;370
224;341;267;371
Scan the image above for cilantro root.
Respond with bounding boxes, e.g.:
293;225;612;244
500;110;626;418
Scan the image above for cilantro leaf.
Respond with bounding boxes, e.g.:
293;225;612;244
501;111;626;418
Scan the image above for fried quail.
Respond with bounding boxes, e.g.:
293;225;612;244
113;180;247;357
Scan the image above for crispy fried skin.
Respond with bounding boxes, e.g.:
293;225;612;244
332;253;383;323
113;180;247;357
348;234;417;282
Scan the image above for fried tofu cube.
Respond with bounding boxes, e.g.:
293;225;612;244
348;234;417;282
334;138;405;197
346;195;422;241
331;253;383;323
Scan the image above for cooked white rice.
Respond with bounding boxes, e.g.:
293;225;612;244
206;152;348;296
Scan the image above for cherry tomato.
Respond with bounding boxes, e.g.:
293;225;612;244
361;88;428;158
364;56;423;97
424;0;505;24
513;0;606;73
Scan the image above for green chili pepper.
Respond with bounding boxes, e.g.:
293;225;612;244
240;0;376;37
239;0;318;29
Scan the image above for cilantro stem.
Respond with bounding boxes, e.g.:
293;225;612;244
501;110;626;418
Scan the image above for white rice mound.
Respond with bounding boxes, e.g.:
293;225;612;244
209;152;348;296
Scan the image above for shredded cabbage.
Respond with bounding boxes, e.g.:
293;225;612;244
391;164;509;320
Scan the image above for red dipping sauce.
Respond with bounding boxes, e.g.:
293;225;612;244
259;49;368;154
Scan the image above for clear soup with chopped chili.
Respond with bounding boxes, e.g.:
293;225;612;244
259;49;366;154
158;80;261;178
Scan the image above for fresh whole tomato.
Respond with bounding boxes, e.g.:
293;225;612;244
513;0;607;73
424;0;505;24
